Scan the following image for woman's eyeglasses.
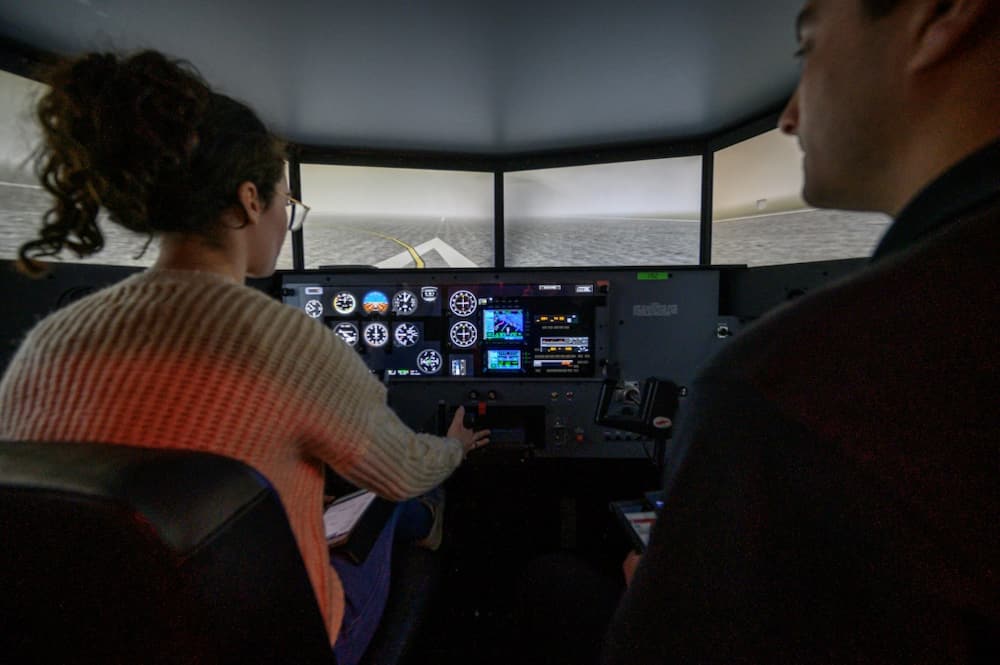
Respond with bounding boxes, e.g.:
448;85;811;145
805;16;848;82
286;195;311;231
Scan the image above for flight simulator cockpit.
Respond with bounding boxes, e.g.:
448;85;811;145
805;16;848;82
280;267;737;460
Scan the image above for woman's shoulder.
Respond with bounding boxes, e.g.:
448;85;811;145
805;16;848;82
24;269;320;348
141;269;333;341
128;269;294;314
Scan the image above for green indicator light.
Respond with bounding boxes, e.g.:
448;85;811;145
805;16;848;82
637;272;671;281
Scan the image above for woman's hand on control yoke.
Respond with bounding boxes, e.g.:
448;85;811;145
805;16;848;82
448;405;490;456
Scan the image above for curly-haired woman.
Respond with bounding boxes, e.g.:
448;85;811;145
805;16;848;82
0;50;488;664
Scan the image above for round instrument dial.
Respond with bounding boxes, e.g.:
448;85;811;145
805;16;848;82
392;290;418;316
304;299;323;318
416;349;443;374
333;292;356;315
449;320;478;348
362;291;390;315
448;289;478;317
332;322;359;347
394;322;420;347
363;322;389;347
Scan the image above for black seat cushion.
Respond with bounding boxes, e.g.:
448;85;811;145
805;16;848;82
0;440;335;664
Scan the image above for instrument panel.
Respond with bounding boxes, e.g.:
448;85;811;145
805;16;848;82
282;280;608;379
278;267;736;458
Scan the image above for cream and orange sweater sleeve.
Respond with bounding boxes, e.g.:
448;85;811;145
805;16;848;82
271;298;464;500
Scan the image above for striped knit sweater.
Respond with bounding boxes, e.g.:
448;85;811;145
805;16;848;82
0;268;464;645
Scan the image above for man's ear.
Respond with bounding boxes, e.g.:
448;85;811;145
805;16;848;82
907;0;994;72
236;181;262;226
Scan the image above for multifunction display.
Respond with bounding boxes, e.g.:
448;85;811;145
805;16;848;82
283;282;604;378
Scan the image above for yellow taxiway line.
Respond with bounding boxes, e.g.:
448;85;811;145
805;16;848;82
355;229;426;268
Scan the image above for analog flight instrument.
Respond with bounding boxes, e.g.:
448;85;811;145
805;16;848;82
394;322;420;347
363;322;389;347
448;289;477;317
362;291;390;315
304;299;323;318
333;291;356;315
449;320;478;348
392;290;418;315
332;322;359;347
416;349;443;374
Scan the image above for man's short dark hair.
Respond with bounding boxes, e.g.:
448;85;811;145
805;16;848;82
861;0;904;19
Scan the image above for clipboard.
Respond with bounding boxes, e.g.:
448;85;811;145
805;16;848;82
323;490;396;564
610;498;658;553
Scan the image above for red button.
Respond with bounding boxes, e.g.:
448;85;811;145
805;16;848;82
478;401;487;416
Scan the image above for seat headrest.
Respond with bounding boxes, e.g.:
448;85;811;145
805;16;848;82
0;439;271;555
0;439;336;663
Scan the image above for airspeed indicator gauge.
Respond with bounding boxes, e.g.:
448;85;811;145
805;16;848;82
333;292;356;315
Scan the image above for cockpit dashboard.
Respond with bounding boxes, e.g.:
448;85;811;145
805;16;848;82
280;267;736;460
282;279;607;380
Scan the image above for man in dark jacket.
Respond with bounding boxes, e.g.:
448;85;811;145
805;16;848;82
603;0;999;662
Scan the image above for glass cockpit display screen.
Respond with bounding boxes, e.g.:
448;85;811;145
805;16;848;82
483;309;524;342
282;281;604;378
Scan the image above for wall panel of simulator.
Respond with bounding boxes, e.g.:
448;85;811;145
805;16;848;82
0;261;141;372
280;268;741;459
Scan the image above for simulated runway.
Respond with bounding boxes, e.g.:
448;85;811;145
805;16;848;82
2;180;889;270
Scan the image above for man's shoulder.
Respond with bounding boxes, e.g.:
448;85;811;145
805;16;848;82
710;199;998;391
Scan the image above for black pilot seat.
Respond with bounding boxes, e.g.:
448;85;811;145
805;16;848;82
0;440;439;665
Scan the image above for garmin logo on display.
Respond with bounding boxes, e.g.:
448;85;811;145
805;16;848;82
633;303;679;318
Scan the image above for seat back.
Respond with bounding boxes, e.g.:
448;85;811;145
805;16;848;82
0;440;336;664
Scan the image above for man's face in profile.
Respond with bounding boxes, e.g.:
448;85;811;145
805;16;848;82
779;0;907;214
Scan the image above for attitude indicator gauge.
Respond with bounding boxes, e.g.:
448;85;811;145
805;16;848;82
362;291;390;315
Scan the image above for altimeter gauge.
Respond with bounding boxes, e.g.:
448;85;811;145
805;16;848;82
392;290;418;315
